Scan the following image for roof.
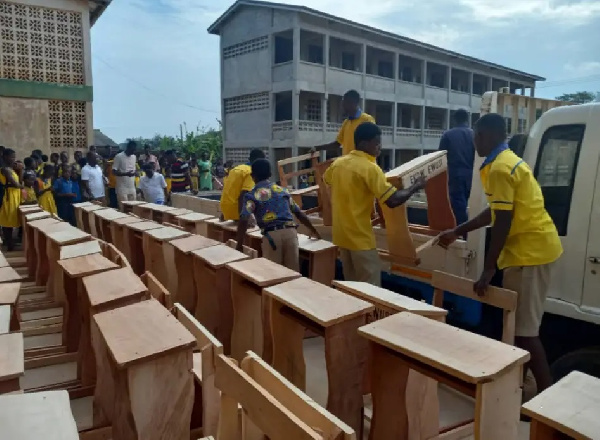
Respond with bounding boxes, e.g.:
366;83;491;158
89;0;112;26
93;129;118;147
208;0;545;82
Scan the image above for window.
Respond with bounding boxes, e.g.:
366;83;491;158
534;124;585;235
377;61;393;78
307;45;323;64
341;52;355;70
274;35;293;64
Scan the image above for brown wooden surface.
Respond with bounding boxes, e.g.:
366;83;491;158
192;244;249;269
141;272;174;309
45;225;90;245
227;257;301;287
58;254;119;278
0;332;24;382
143;226;190;242
424;171;456;232
126;221;163;232
169;235;219;254
0;283;20;306
82;267;148;312
0;267;21;284
59;240;102;260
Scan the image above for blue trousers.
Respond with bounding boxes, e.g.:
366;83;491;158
449;177;472;226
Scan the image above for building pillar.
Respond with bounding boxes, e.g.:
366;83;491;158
468;71;474;108
421;60;427;149
447;66;452;103
530;86;535;97
487;77;493;93
361;43;367;94
324;33;330;85
292;26;300;80
322;94;328;135
392;103;398;145
446;109;451;130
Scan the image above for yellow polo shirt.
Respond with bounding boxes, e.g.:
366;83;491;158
220;164;254;220
324;150;395;250
336;112;375;156
481;148;562;269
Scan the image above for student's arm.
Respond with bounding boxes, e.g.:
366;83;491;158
313;122;346;152
364;165;425;209
236;193;254;252
438;132;449;151
2;168;21;188
384;178;426;208
237;173;255;222
160;175;168;203
293;205;321;239
80;168;92;200
438;207;491;249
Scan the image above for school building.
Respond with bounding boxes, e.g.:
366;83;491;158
208;0;544;170
0;0;110;159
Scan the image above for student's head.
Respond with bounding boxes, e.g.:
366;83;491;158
473;114;507;157
216;158;223;166
3;148;15;166
24;157;35;170
43;164;54;178
61;164;71;180
31;154;42;167
200;152;208;162
23;171;36;187
41;154;48;163
144;144;151;155
342;90;361;116
165;149;177;164
125;140;137;156
454;109;470;126
251;158;271;183
50;152;59;163
248;149;266;165
74;150;83;162
354;122;382;158
143;162;155;178
60;151;68;163
32;149;42;157
89;145;97;154
225;160;233;168
86;151;97;166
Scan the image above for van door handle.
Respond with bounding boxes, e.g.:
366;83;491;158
589;257;600;264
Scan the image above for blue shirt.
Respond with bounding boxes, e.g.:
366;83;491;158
71;180;82;202
241;180;301;231
439;123;475;182
53;178;73;196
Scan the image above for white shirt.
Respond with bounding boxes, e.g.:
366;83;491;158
81;164;105;199
139;173;167;203
112;151;137;192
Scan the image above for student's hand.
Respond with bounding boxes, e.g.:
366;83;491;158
411;176;427;192
437;229;459;249
219;213;225;221
473;268;496;297
309;229;321;240
248;215;257;228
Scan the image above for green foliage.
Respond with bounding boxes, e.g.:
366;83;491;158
129;121;223;161
555;91;597;104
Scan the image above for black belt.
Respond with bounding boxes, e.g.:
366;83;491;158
261;224;297;251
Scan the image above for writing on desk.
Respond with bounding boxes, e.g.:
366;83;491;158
407;158;444;185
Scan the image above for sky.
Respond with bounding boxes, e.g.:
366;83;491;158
90;0;600;143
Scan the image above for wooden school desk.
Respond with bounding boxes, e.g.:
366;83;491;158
72;201;94;230
226;257;301;362
165;235;219;313
92;208;129;242
0;332;24;394
176;212;215;236
26;217;60;283
122;221;164;275
32;220;70;287
78;204;108;236
264;277;373;433
162;208;192;225
192;244;249;354
0;283;21;332
134;202;176;224
22;210;49;255
93;299;196;439
110;215;144;257
120;200;147;215
142;226;190;289
297;233;338;286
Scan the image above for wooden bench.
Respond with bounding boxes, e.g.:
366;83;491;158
176;212;215;236
226;258;302;363
522;371;600;439
165;235;220;313
0;283;21;332
215;351;355;440
0;332;24;394
141;271;174;309
99;240;131;270
173;303;223;438
142;226;190;290
0;390;79;439
120;200;147;215
162;208;193;225
92;298;196;438
264;277;373;433
109;215;144;258
92;208;129;242
122;221;164;275
359;312;530;440
192;245;250;354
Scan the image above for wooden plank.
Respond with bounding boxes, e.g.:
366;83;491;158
126;221;163;232
169;235;219;254
296;234;337;253
173;304;223;353
264;278;374;327
82;267;147;312
226;257;301;287
58;254;119;278
78;426;113;440
24;352;77;370
45;227;91;246
176;212;215;222
0;267;21;283
385;150;447;188
278;152;316;166
143;226;190;242
59;240;102;260
0;283;20;305
0;332;24;381
0;305;10;334
359;312;529;383
141;272;174;309
192;244;249;269
93;209;129;221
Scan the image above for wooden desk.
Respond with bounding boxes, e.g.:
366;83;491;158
58;254;119;353
359;312;530;440
245;229;263;257
522;371;600;440
219;220;258;243
0;390;79;439
59;240;102;260
142;226;190;288
79;204;108;236
0;283;21;332
110;215;144;258
162;208;192;225
0;332;24;393
121;200;147;215
0;267;21;284
191;245;249;354
176;212;215;236
32;220;69;287
297;234;338;285
73;201;94;230
134;202;176;224
166;235;219;313
264;277;373;432
226;257;301;362
80;267;148;387
93;299;195;439
23;211;50;256
123;221;164;275
92;208;129;242
26;217;60;281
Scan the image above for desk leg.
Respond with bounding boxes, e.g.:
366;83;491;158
82;213;90;234
325;315;368;434
230;273;262;361
62;275;81;352
103;222;113;244
215;268;234;355
25;225;36;277
112;350;194;440
35;230;48;286
79;306;96;386
193;260;219;341
46;241;59;300
92;317;116;426
270;298;305;389
309;250;337;286
162;242;176;293
529;420;562;440
174;251;193;312
130;233;144;275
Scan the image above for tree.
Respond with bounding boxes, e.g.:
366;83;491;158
555;91;597;104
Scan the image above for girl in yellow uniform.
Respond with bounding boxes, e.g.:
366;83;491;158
0;149;22;251
189;156;199;194
35;164;57;215
21;172;38;205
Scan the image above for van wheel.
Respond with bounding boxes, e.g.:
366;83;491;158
550;347;600;382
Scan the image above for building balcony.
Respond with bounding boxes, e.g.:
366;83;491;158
396;127;422;138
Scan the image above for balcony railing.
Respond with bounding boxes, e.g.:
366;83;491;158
272;121;293;132
298;120;323;132
381;126;393;136
423;129;444;138
396;128;421;138
326;122;342;132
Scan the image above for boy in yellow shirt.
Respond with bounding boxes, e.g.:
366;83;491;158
323;122;424;286
220;149;266;221
438;113;562;394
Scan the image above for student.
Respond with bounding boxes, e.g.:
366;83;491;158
112;141;137;204
21;171;37;206
70;165;82;205
50;152;60;178
53;165;77;224
323;122;425;286
213;158;226;190
104;154;118;208
165;150;190;194
437;113;562;394
189;155;199;194
35;164;57;215
71;150;83;179
140;144;159;171
220;149;265;221
312;89;375;156
138;163;168;204
23;157;36;175
0;149;23;251
236;158;321;271
57;150;69;177
198;152;213;191
81;152;105;203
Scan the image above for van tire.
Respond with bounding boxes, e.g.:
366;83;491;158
550;347;600;381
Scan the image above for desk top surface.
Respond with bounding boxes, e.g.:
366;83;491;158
0;391;79;440
80;205;107;213
82;267;147;310
19;205;43;214
72;202;94;208
93;209;129;221
112;215;145;226
192;244;249;268
125;221;163;232
59;253;119;278
0;332;24;380
45;227;90;245
0;267;22;283
59;240;101;260
121;201;147;207
164;208;192;217
144;226;190;242
297;234;337;253
24;211;51;222
333;281;447;318
141;203;177;213
0;253;8;268
0;282;21;305
169;235;220;254
359;312;530;383
265;277;374;327
227;257;301;287
94;298;196;368
522;371;600;439
29;218;61;230
176;212;215;222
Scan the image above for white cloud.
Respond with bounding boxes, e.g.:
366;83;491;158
565;61;600;75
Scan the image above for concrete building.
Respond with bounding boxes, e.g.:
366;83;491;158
0;0;110;160
208;0;544;170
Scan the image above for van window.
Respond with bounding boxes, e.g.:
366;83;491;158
534;124;585;235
